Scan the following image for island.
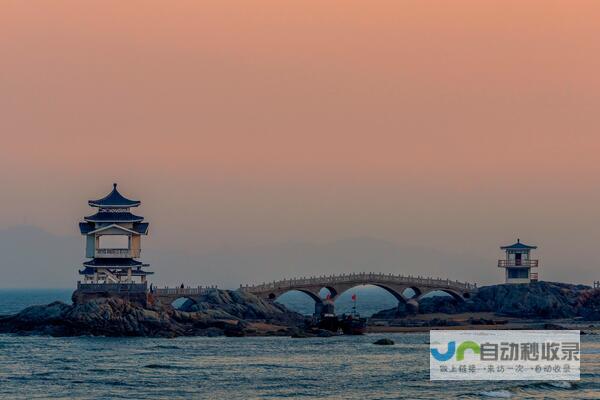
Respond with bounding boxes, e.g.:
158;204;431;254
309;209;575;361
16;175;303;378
1;281;600;337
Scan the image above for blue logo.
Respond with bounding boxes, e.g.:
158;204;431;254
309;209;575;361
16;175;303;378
431;341;480;361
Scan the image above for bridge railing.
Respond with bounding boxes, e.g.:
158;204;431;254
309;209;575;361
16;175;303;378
153;286;216;296
240;272;477;293
77;282;148;293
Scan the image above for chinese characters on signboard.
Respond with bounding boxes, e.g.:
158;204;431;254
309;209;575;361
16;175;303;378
430;330;580;380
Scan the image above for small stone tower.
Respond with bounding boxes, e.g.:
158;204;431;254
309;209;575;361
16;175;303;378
498;238;539;284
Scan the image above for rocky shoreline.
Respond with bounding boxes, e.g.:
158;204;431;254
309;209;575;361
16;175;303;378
0;290;310;337
372;281;600;320
1;281;600;337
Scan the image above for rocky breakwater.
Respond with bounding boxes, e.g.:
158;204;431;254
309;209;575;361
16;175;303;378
0;290;308;337
372;281;600;320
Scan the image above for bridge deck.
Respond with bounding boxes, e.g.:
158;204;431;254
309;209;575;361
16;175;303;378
240;272;476;294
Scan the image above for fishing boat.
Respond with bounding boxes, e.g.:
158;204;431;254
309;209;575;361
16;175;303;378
339;313;367;335
316;293;367;335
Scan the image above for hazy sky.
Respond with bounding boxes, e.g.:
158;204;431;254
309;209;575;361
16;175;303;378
1;1;600;288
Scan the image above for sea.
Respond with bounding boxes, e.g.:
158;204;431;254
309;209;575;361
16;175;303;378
1;288;599;399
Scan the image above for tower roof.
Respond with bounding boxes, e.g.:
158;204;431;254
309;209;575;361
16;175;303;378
84;211;144;223
83;258;149;267
81;223;149;236
500;238;537;250
79;267;154;276
89;183;141;208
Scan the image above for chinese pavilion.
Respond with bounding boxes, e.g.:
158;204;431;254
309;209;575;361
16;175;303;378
78;184;152;286
497;238;539;284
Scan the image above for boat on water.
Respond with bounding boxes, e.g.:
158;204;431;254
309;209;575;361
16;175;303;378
316;313;367;335
316;293;367;335
339;313;367;335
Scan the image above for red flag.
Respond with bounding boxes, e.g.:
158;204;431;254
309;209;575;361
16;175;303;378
351;293;357;301
326;293;331;300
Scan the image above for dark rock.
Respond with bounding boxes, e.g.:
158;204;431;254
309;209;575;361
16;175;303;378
224;327;246;337
0;290;308;337
373;282;596;321
315;329;334;337
578;290;600;320
468;282;586;318
418;296;469;314
180;289;306;326
426;318;460;327
373;338;394;345
371;302;409;319
543;323;568;330
291;332;309;338
467;317;507;325
203;327;224;337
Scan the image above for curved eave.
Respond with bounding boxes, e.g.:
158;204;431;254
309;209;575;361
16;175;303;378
79;222;95;234
83;258;149;267
84;212;144;223
500;244;537;250
87;224;141;236
88;201;141;208
133;222;150;235
79;267;153;275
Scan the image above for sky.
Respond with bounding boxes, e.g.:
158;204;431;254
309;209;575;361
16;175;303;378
1;1;600;288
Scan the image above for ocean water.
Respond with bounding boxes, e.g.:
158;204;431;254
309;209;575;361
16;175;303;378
1;289;599;399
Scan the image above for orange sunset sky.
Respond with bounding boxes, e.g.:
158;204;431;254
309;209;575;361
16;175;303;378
1;1;600;288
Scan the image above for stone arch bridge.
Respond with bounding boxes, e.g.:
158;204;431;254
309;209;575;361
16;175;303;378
151;287;215;307
240;272;477;315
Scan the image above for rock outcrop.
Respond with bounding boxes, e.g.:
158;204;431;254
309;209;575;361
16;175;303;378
373;338;394;345
0;290;307;337
372;281;599;320
175;289;301;326
4;282;600;337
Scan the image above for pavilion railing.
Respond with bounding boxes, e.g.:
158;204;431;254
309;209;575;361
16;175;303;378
530;272;539;281
95;248;141;258
154;287;215;296
498;260;539;268
77;282;147;293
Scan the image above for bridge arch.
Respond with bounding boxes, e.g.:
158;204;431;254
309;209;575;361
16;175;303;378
320;286;338;299
240;272;477;317
324;283;412;316
269;288;321;304
333;283;407;304
401;286;422;299
418;288;467;302
170;296;197;310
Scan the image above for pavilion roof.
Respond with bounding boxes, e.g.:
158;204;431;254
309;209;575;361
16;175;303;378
79;267;153;275
133;222;150;235
79;222;149;235
83;258;149;267
84;211;144;223
500;239;537;250
88;184;141;208
79;222;95;234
